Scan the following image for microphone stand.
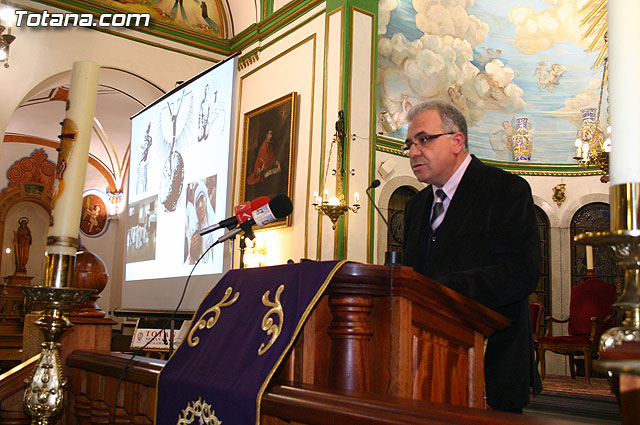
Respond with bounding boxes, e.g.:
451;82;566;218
365;181;402;265
239;235;246;269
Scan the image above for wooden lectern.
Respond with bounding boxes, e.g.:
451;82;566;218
275;263;509;408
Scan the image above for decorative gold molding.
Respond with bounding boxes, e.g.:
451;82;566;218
258;284;284;355
238;51;259;70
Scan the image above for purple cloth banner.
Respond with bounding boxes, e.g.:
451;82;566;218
155;260;345;425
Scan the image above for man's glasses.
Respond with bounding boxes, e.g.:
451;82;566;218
402;132;456;152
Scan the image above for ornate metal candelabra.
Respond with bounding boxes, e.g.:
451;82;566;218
20;237;95;425
312;110;360;230
312;195;360;230
573;58;611;174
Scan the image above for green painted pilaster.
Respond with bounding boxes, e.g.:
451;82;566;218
262;0;275;20
325;0;377;260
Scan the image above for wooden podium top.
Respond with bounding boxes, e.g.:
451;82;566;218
330;262;509;337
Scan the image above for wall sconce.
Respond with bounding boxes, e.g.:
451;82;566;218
573;58;611;174
312;189;360;230
0;5;16;68
312;110;360;230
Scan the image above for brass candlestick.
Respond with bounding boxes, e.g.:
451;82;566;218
20;238;95;425
575;183;640;350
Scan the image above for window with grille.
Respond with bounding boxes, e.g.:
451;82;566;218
570;202;623;291
386;186;418;257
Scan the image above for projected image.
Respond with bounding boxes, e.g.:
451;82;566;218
198;84;211;142
157;91;193;213
184;175;217;265
135;122;153;195
126;56;234;283
126;196;158;264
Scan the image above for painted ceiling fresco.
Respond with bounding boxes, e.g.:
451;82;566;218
95;0;225;37
377;0;608;164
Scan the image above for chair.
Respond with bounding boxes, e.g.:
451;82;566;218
538;277;616;384
529;301;542;364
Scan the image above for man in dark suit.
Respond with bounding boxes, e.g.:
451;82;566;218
402;101;542;413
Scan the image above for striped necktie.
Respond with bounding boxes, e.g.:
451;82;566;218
430;189;447;231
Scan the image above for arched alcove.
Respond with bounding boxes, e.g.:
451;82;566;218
374;176;424;264
570;202;623;290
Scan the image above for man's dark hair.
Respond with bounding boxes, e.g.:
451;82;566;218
407;100;468;151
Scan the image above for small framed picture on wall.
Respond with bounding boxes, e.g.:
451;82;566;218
240;92;297;228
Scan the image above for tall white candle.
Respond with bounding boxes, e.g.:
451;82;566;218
48;61;100;255
608;0;640;184
586;245;594;270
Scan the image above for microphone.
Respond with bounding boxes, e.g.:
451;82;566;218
217;194;293;243
365;179;401;265
199;196;270;236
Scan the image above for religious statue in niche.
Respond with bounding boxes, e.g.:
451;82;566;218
13;217;32;274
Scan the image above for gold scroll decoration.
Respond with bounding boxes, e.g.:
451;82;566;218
177;397;221;425
187;287;239;348
258;284;284;356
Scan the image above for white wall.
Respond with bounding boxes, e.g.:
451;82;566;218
231;3;327;265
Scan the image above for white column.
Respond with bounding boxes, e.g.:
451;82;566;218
608;0;640;185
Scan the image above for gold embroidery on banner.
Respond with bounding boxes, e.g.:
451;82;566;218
177;397;221;425
258;284;284;356
188;287;240;347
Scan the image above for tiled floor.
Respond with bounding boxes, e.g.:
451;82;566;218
524;376;621;424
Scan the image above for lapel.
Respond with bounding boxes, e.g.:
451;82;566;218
432;155;484;240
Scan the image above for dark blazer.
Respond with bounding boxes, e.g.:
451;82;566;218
403;155;542;411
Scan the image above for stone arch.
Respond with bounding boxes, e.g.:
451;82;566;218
374;176;424;264
560;193;609;229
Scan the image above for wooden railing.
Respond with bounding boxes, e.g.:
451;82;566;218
63;350;588;425
65;350;163;424
0;354;39;425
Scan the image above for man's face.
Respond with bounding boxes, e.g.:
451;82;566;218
407;109;462;187
196;195;207;222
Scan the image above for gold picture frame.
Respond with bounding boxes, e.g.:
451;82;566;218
240;92;297;228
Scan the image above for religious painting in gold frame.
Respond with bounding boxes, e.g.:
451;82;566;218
80;190;109;237
240;92;297;228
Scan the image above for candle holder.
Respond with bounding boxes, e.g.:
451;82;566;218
312;196;360;230
20;248;95;425
593;151;610;174
573;59;611;175
575;183;640;353
312;110;360;230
